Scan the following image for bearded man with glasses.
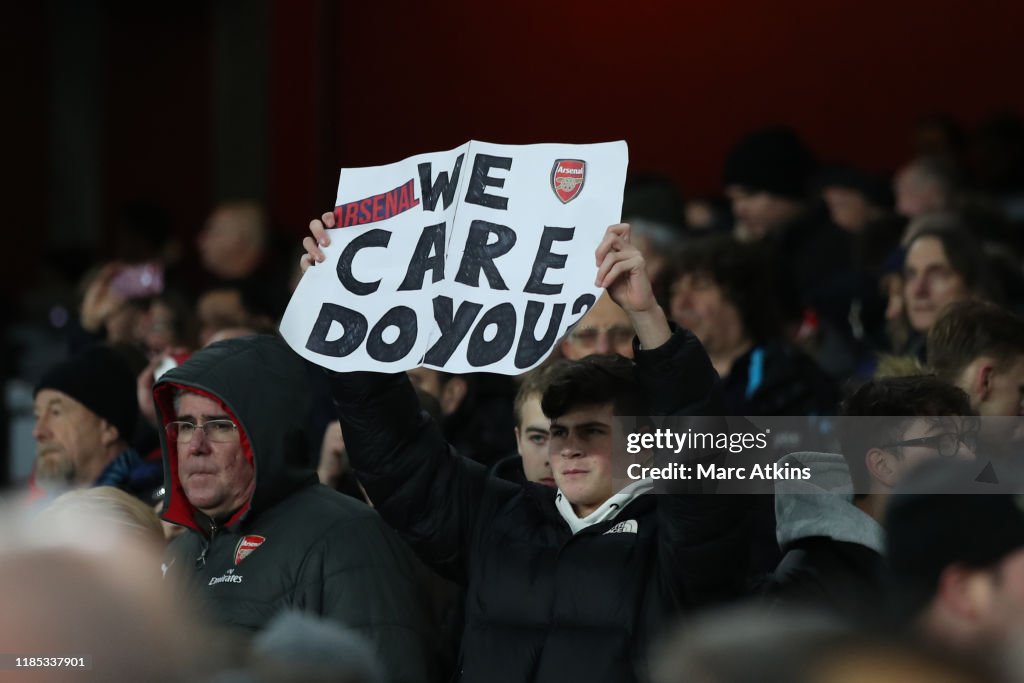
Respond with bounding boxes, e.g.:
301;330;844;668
153;334;450;683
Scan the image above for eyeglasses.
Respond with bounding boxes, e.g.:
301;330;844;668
569;326;634;348
166;419;239;443
880;430;978;458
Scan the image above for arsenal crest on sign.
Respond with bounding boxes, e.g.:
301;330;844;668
234;535;265;565
551;159;586;204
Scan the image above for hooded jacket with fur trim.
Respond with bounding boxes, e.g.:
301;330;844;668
154;335;446;683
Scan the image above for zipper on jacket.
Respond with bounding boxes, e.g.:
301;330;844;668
196;519;218;569
196;541;208;569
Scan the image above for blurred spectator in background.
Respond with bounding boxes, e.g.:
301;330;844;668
794;163;901;370
803;641;999;683
894;156;961;218
722;126;855;360
77;263;153;349
407;367;516;467
927;301;1024;453
807;166;902;374
663;236;837;416
316;419;370;504
408;368;469;419
650;606;851;683
73;260;199;368
31;345;162;502
767;376;974;621
40;485;165;551
195;201;291;329
559;293;635;360
197;286;278;347
816;165;894;234
888;459;1024;666
621;172;688;283
317;391;442;501
36;200;292;382
316;419;347;491
0;532;228;682
197;201;269;283
134;292;198;358
684;196;733;235
898;224;995;357
652;605;998;683
225;610;386;683
723;126;817;242
928;301;1024;417
67;202;186;355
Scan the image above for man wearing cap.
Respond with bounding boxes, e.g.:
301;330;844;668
887;459;1024;656
723;126;818;242
32;345;161;501
722;126;852;337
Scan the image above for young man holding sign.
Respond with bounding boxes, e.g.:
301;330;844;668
302;218;751;683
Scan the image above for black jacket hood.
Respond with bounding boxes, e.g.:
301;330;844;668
154;334;316;533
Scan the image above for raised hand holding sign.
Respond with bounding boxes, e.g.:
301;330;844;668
282;140;629;375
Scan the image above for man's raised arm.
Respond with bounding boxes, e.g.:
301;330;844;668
596;224;752;609
305;211;500;583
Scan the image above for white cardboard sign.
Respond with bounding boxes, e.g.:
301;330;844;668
280;140;628;374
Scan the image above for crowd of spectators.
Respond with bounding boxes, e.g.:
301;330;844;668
4;111;1024;682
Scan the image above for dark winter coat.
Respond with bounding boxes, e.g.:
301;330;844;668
330;328;753;683
767;536;885;622
721;340;839;416
154;335;445;683
763;452;886;623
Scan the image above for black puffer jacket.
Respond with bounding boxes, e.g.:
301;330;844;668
154;335;445;683
331;329;753;683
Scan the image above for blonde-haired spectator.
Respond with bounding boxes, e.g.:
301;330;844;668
40;486;165;551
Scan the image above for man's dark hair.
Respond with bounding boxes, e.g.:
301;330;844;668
927;300;1024;382
664;236;781;342
541;354;648;419
838;376;972;495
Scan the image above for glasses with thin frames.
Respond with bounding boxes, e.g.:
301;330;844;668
166;419;239;443
880;430;978;458
569;326;634;348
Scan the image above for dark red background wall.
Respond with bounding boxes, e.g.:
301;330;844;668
105;5;212;247
269;0;1024;222
11;0;1024;301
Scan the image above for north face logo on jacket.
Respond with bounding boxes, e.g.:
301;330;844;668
603;520;638;535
